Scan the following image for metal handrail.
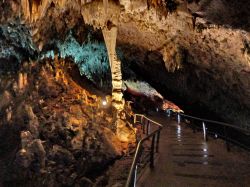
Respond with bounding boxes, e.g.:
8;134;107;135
171;111;250;151
180;113;250;134
125;114;163;187
126;111;250;187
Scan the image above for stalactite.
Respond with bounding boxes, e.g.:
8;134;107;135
103;0;108;15
21;0;31;21
39;0;52;19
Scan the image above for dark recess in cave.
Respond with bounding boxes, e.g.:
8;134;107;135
164;0;179;13
199;0;250;32
119;43;250;127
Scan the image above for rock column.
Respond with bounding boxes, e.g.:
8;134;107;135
81;0;124;113
102;26;124;112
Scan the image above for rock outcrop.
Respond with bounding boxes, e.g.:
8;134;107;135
0;58;135;186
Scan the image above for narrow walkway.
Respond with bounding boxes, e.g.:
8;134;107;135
137;114;250;187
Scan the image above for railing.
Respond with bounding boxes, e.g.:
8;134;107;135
125;114;163;187
168;110;250;151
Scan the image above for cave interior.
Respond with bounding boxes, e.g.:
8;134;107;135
0;0;249;186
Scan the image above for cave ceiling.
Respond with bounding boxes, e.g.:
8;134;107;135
12;0;250;72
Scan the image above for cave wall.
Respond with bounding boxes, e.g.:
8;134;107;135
0;22;37;74
119;43;250;129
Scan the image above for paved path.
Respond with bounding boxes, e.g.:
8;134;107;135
137;114;250;187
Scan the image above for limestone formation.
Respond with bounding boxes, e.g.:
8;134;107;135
0;0;250;186
81;0;124;112
0;59;134;186
103;27;124;111
0;91;12;111
16;131;46;169
16;0;250;126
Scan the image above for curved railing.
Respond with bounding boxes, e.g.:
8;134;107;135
169;111;250;151
125;114;163;187
126;111;250;187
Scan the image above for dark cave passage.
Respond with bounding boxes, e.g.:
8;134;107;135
119;43;250;129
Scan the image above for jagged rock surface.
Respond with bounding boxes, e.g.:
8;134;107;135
7;0;248;128
0;59;136;186
0;23;37;73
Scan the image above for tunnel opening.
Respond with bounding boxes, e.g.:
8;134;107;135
119;43;250;128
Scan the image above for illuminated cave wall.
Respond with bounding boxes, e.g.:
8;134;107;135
42;32;135;89
0;22;37;73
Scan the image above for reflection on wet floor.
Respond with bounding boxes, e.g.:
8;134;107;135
170;143;206;146
174;173;235;180
138;116;250;187
173;160;223;166
172;148;208;151
177;124;181;135
173;154;214;157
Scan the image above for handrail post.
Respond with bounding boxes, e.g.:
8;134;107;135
141;117;145;134
156;131;160;153
224;126;231;152
134;114;136;124
192;119;196;133
142;121;145;134
125;114;164;187
167;109;171;117
148;121;151;134
202;122;207;142
147;120;150;135
150;134;156;168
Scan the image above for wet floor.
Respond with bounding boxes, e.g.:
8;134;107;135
137;114;250;187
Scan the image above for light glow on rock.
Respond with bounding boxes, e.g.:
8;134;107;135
102;100;107;106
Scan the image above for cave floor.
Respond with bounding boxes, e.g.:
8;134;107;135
137;114;250;187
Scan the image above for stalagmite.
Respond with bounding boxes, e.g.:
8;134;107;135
102;26;124;112
80;1;135;143
81;0;124;112
6;106;12;122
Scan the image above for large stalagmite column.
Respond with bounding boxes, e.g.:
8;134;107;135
102;26;124;112
81;1;136;143
102;0;124;112
81;0;125;113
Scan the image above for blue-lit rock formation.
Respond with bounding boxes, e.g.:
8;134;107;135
41;33;136;90
46;33;111;88
0;22;37;73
